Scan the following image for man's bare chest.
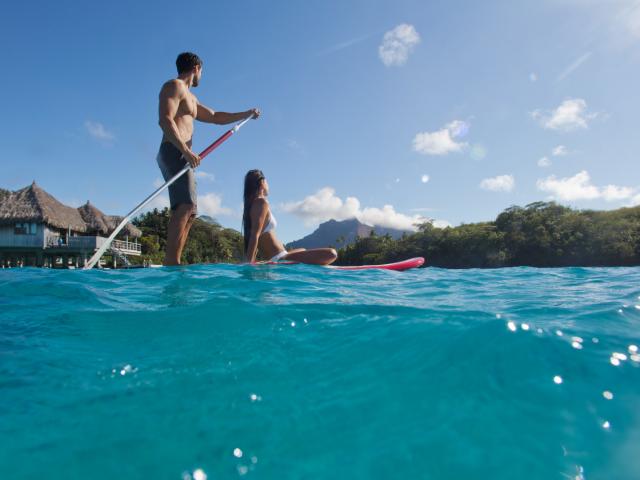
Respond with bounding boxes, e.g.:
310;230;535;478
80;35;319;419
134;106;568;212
178;94;197;118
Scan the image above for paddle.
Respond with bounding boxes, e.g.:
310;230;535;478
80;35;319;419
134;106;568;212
83;114;256;270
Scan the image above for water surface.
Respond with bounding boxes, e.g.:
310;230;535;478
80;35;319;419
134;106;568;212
1;265;639;479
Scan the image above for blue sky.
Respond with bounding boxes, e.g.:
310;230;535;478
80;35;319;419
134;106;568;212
2;0;640;242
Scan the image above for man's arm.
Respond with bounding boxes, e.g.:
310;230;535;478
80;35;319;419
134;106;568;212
158;81;200;167
196;104;260;125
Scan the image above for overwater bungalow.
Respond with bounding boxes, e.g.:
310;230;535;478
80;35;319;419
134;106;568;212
0;182;141;268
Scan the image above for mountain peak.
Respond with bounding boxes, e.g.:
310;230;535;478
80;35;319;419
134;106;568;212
287;218;410;250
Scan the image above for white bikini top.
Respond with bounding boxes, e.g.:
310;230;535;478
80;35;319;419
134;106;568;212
262;212;277;234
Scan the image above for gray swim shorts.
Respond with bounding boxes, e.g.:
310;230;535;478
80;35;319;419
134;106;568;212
156;142;197;212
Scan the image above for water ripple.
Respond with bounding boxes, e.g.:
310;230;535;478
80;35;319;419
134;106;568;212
1;265;639;479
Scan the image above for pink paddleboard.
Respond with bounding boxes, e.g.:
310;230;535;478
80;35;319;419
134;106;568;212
263;257;425;271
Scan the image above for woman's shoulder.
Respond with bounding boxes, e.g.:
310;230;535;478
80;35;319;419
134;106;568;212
250;196;269;212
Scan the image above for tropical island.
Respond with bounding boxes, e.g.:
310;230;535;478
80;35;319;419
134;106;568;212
1;182;638;268
132;202;640;268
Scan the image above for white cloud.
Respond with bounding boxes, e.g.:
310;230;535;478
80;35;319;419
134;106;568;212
142;190;232;217
480;175;515;192
195;171;215;181
629;193;640;206
283;187;359;223
602;184;634;201
557;52;592;81
538;156;552;168
282;187;428;231
529;72;538;82
531;98;598;131
85;121;115;141
413;120;469;155
378;24;421;66
537;170;635;202
552;145;568;156
421;174;430;183
539;145;567;167
360;205;422;230
432;219;452;228
537;171;600;201
197;192;232;217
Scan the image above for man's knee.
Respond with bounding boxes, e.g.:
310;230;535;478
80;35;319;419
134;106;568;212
174;203;197;217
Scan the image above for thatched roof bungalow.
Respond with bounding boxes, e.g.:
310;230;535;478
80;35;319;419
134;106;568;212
0;182;141;237
0;182;87;232
0;182;141;267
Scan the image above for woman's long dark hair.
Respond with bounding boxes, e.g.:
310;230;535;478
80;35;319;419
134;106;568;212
242;169;265;253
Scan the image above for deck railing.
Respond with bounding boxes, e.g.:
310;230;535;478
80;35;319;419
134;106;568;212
111;239;142;253
45;236;141;254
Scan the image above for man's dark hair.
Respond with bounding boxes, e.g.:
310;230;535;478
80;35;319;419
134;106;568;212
176;52;202;74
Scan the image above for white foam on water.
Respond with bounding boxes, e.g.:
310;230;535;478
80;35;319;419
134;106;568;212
193;469;207;480
249;393;262;402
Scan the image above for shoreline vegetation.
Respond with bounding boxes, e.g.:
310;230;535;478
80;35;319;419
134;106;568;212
133;202;640;268
131;209;244;265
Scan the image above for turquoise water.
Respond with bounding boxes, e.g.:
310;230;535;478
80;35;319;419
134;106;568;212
1;265;639;480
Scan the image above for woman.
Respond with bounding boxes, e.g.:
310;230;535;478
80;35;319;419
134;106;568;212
243;170;337;265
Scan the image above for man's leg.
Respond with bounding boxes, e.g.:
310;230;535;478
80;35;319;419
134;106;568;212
164;204;195;266
177;211;196;259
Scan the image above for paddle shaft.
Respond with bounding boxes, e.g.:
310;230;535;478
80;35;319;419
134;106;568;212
83;114;255;269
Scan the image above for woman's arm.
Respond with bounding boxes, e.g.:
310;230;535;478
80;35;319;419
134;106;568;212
245;199;269;263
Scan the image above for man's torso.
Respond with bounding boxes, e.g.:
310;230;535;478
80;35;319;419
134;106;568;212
162;80;197;147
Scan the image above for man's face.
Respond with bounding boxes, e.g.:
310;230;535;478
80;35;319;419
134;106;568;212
193;65;202;87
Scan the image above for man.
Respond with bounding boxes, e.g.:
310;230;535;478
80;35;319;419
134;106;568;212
157;52;260;265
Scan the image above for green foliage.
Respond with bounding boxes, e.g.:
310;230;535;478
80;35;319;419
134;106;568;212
338;202;640;268
132;208;244;264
